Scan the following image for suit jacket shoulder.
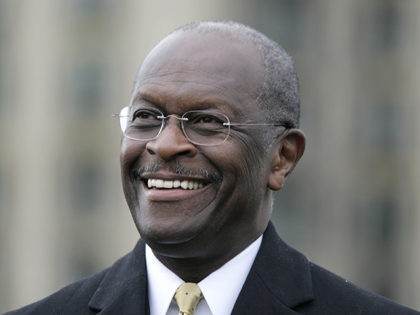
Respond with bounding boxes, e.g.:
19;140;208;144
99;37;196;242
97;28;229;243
233;222;419;315
303;263;417;314
4;241;149;315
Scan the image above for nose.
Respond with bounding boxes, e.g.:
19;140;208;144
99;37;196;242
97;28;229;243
145;118;198;160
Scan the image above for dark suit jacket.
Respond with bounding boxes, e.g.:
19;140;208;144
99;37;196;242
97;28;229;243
5;222;419;314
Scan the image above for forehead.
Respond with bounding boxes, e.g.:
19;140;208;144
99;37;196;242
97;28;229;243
132;30;264;116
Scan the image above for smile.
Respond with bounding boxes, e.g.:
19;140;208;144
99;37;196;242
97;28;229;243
147;179;205;190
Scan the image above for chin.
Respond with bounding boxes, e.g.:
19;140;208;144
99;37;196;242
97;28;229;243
134;211;202;243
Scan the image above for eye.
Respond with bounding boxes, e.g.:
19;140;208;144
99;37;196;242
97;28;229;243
132;109;160;121
196;115;219;124
129;109;163;130
186;112;226;125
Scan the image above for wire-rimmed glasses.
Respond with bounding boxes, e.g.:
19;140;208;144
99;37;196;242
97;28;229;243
116;106;290;146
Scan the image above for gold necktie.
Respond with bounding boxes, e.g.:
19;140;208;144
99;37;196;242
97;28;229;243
174;282;203;315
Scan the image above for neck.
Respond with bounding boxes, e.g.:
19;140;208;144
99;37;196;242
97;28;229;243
155;254;226;283
150;230;264;282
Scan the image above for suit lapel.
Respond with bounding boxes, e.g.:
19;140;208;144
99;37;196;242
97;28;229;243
232;222;314;314
88;241;149;315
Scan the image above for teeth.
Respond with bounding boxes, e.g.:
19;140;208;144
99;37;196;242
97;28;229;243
163;180;173;188
147;179;204;190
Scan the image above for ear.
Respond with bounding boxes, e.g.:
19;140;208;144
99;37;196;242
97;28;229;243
268;129;306;190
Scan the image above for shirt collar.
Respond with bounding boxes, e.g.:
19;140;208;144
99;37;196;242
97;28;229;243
146;236;262;315
146;245;183;315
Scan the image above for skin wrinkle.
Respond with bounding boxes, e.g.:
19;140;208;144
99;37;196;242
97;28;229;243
230;122;289;153
232;131;268;196
138;67;230;82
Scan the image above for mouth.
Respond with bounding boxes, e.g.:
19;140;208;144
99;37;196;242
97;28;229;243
130;165;220;206
133;163;221;193
140;176;212;202
146;178;205;190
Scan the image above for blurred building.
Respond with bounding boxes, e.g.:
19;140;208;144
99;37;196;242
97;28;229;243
0;0;419;312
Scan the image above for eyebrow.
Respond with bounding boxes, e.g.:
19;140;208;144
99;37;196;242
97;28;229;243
131;92;162;107
131;91;240;118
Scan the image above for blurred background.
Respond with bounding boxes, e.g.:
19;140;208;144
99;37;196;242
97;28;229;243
1;0;419;312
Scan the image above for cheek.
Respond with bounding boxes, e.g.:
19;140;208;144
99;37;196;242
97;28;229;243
218;134;268;200
120;140;145;199
120;140;144;170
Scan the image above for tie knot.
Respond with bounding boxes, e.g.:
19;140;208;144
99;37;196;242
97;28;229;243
174;282;203;315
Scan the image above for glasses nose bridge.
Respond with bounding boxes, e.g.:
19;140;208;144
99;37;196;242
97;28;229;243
159;113;189;137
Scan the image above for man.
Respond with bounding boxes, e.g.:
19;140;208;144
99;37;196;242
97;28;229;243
6;21;419;315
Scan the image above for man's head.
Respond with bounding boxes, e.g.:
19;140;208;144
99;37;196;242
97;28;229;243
120;21;305;279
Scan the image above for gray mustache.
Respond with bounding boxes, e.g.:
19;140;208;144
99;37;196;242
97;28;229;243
133;163;222;183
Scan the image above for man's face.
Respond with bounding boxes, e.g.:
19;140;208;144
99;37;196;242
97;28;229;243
121;31;274;260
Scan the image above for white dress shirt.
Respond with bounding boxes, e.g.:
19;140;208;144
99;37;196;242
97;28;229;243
146;236;262;315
